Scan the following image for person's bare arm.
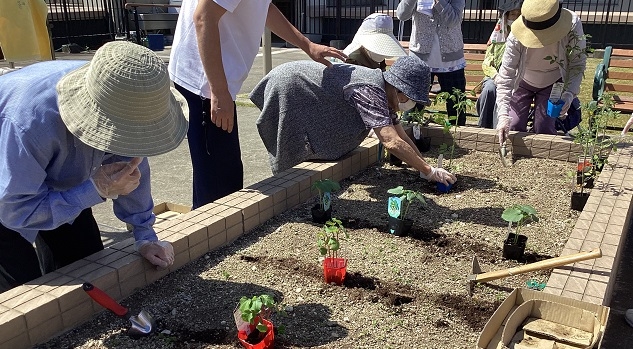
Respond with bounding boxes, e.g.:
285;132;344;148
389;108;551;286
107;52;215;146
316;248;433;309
193;0;235;132
265;3;346;67
373;124;432;176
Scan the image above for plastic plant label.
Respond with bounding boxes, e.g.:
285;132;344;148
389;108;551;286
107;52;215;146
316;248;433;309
413;124;421;140
233;306;251;335
549;82;564;102
322;191;332;211
387;196;402;219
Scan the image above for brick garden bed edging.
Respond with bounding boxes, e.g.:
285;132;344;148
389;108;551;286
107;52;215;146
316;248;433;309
1;126;631;348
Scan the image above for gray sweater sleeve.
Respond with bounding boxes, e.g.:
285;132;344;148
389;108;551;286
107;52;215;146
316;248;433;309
434;0;465;27
397;0;417;21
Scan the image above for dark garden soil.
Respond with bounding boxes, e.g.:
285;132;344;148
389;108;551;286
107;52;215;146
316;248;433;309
37;148;580;349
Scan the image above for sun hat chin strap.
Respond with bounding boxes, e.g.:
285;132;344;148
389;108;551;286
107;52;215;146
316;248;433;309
523;3;562;30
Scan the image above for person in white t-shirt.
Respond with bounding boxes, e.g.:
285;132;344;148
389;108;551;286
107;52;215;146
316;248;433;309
168;0;346;209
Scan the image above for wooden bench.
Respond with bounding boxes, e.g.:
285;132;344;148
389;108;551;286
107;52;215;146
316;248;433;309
592;46;633;113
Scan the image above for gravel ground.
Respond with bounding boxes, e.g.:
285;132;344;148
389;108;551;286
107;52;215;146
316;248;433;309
38;148;580;349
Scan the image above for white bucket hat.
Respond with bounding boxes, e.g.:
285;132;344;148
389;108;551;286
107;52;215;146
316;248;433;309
343;13;407;59
56;41;189;157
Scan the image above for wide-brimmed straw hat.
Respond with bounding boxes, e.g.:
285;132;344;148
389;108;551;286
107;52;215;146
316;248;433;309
56;41;189;157
382;56;430;104
343;13;407;59
511;0;572;48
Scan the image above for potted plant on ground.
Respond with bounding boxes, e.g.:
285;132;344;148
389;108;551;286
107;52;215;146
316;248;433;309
433;88;473;193
386;185;426;236
501;204;538;260
317;218;349;285
570;123;596;210
310;179;340;224
235;294;282;349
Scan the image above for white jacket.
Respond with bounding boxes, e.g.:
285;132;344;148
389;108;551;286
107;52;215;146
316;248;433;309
495;12;587;118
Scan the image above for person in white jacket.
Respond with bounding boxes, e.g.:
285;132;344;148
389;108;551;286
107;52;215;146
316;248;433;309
496;0;586;146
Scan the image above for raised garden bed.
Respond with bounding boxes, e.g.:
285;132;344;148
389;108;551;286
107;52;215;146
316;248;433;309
37;149;580;348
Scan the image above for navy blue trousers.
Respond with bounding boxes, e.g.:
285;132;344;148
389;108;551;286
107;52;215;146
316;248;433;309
175;84;243;209
411;69;467;126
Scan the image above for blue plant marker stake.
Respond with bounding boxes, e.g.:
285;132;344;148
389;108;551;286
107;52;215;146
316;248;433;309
526;279;546;291
322;192;331;211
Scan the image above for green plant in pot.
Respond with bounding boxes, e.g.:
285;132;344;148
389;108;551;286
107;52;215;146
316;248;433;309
317;218;349;285
236;294;284;349
501;204;538;260
386;186;426;236
310;179;340;224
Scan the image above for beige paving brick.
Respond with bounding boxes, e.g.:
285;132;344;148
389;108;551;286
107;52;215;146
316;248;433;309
542;286;563;296
0;287;43;307
170;251;191;271
0;309;26;344
24;272;66;294
588;220;607;233
120;272;147;298
78;265;118;292
580;240;601;252
226;222;244;243
590;269;611;284
569;228;587;240
108;253;145;282
581;294;604;305
189;241;210;261
341;157;352;178
83;248;119;264
273;202;287;216
599;197;616;207
244;214;260;233
511;134;532;148
279;180;300;198
457;140;476;150
0;332;29;349
601;243;618;257
584;280;608;299
458;130;478;141
592;213;610;224
161;232;189;255
575;218;591;230
530;147;549;159
594;255;615;269
14;293;59;328
287;193;301;209
182;210;209;224
209;229;227;251
545;273;567;289
549;149;569;161
299;188;312;203
48;282;85;313
169;220;198;234
602;233;622;246
582;230;603;243
560;289;583;301
145;263;171;284
181;223;208;247
260;207;274;223
28;314;63;346
216;206;242;229
565;238;583;250
65;260;103;280
153;216;183;230
608;214;626;225
61;299;93;329
271;187;287;205
513;146;531;156
55;258;93;277
552;266;572;275
597;205;614;215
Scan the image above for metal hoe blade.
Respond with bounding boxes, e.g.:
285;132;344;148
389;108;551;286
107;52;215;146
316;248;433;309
128;309;156;337
498;142;509;167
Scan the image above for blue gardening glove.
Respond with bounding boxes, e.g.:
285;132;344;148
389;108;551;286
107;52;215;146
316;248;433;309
496;115;511;147
420;167;457;186
559;91;574;117
136;240;174;268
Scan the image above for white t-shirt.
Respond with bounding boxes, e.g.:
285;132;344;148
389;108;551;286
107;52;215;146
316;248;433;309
523;43;561;89
168;0;272;100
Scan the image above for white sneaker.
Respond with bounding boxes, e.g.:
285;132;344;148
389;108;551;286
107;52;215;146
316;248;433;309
625;309;633;328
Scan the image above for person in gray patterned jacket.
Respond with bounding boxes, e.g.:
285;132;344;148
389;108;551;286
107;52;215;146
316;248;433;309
397;0;467;125
250;57;456;186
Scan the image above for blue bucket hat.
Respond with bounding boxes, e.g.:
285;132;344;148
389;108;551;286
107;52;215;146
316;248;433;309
382;56;430;104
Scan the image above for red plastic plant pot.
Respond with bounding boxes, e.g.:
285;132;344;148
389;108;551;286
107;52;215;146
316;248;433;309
323;257;347;285
237;318;274;349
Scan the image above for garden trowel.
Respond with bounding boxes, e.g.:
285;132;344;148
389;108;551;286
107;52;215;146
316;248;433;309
498;141;511;167
467;249;603;296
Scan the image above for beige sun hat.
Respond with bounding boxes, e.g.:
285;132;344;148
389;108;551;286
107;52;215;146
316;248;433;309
511;0;573;48
56;41;189;157
343;13;407;59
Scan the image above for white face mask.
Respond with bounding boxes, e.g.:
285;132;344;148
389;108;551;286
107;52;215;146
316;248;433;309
366;50;389;63
398;98;417;112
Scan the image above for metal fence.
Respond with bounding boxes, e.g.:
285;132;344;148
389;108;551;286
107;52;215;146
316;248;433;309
45;0;633;50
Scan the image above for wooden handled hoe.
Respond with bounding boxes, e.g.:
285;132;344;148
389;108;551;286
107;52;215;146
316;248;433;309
467;249;602;296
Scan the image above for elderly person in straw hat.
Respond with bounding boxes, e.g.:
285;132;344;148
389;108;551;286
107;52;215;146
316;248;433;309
342;13;408;71
0;41;189;292
250;56;456;185
496;0;586;146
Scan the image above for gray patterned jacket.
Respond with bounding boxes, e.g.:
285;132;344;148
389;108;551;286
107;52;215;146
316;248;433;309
396;0;465;62
250;61;384;174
